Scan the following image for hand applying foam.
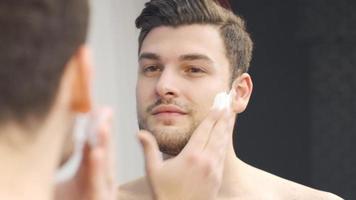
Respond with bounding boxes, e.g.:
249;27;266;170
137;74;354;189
138;90;235;200
55;107;117;200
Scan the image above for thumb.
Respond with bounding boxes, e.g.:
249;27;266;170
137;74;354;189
137;130;162;174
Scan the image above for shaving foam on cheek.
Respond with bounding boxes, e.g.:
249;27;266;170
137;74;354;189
212;89;233;110
55;114;99;183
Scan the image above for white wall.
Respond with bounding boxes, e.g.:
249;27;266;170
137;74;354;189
88;0;146;184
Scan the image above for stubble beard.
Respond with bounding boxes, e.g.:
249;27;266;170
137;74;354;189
138;100;200;156
139;118;200;156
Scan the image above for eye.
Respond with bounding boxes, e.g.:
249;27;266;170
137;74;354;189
185;66;206;75
142;65;162;76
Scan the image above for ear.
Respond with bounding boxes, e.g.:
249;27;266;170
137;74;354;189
67;45;93;113
231;73;253;114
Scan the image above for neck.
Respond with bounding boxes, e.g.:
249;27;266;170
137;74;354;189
218;136;256;198
0;116;70;200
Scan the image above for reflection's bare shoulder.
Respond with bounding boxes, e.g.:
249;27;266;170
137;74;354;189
242;162;343;200
280;179;343;200
320;192;344;200
257;167;343;200
117;177;153;200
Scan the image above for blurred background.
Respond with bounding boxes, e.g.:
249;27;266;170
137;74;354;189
233;0;356;199
88;0;145;185
88;0;355;198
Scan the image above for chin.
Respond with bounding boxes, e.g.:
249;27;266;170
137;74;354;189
149;126;191;156
139;115;199;155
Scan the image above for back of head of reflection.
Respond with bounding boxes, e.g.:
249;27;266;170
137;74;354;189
0;0;91;199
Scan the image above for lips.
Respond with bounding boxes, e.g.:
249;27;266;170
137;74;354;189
151;105;187;115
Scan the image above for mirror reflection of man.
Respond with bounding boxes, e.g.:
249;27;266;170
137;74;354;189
118;0;343;199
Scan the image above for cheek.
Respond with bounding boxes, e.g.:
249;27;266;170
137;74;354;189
189;93;215;116
187;84;228;119
136;81;155;110
136;91;147;114
188;84;224;107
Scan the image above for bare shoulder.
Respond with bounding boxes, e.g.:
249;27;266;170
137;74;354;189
117;176;153;200
265;171;343;200
289;186;344;200
278;176;343;200
283;183;343;200
246;164;343;200
320;192;344;200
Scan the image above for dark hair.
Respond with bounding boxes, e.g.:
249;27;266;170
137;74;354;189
0;0;89;126
135;0;253;80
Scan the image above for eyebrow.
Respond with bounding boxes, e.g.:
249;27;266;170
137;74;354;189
139;53;161;61
139;52;213;63
179;54;213;63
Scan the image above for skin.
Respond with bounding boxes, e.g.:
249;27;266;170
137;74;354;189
118;24;343;200
0;46;117;200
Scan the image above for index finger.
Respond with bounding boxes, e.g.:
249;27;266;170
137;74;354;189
181;106;224;153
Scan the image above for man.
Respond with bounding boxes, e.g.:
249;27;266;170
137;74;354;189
0;1;222;199
0;1;116;199
118;0;343;199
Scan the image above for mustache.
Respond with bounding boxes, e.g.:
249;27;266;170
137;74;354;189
146;98;192;114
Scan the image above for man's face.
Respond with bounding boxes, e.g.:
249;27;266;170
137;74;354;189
136;25;231;155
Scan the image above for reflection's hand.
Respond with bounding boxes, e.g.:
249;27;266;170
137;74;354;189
138;105;235;200
55;108;117;200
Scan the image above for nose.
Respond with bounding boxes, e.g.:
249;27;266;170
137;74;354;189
155;68;179;100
